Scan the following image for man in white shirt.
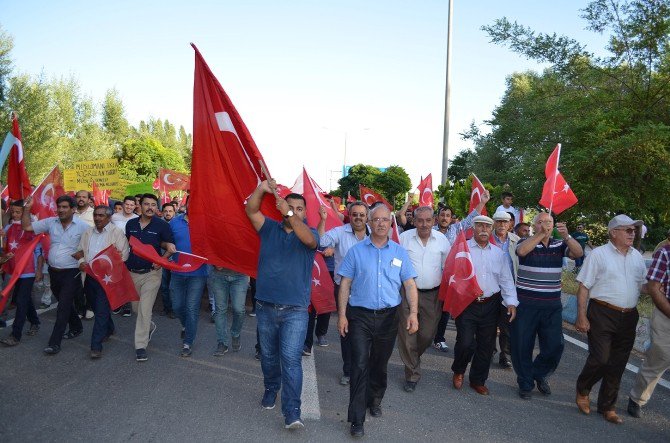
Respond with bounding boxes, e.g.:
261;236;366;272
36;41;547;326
575;214;648;424
495;191;521;227
75;190;95;227
76;205;129;359
398;206;450;392
451;215;518;395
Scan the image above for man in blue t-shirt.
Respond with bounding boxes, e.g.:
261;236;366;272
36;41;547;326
511;212;583;399
246;179;318;431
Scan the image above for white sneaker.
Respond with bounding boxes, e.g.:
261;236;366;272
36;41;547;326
433;341;449;352
85;310;95;320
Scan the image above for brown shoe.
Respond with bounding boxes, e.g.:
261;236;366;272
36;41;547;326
90;350;102;359
603;410;623;424
0;335;19;346
576;391;590;415
452;373;464;390
470;383;489;395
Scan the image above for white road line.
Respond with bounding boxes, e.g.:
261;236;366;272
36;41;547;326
4;302;58;327
301;352;321;420
564;333;670;390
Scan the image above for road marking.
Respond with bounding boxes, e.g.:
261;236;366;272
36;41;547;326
301;352;321;420
564;333;670;390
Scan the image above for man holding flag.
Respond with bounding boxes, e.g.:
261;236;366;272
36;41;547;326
75;205;129;358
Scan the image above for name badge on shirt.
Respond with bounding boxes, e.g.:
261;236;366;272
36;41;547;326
392;258;402;267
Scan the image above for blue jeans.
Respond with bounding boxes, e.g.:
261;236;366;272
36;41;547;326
170;274;207;346
256;300;308;420
208;268;249;346
85;277;114;351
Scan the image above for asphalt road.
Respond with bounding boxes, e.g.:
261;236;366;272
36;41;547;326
0;304;668;442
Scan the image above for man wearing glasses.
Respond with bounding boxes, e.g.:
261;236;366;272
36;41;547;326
573;215;647;424
337;204;418;438
512;212;583;399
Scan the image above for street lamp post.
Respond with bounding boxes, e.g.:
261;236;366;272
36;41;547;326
441;0;453;185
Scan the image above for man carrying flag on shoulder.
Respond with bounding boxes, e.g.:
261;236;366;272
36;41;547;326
22;194;88;355
0;200;45;346
125;193;176;362
75;205;129;359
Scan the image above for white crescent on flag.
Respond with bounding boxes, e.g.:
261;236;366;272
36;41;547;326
163;173;175;185
363;193;375;204
90;254;120;284
448;251;476;285
312;259;321;286
422;188;432;203
40;183;54;205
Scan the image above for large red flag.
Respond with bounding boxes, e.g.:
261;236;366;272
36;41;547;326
539;144;578;214
359;185;393;211
302;167;343;231
129;236;207;273
417;174;434;207
310;253;336;314
84;244;139;310
0;234;45;312
153;168;191;193
189;44;281;278
30;166;65;220
469;173;487;215
7;115;31;200
438;231;483;318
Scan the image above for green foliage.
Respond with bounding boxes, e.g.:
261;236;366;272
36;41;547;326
337;163;413;208
0;25;13;102
117;135;186;182
447;149;475;182
435;175;500;217
102;88;129;146
337;164;382;199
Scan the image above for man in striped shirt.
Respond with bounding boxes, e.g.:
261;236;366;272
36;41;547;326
511;212;583;399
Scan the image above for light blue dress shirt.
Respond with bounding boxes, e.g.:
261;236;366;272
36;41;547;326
32;215;89;269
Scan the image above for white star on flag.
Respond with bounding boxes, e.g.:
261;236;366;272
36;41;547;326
9;241;18;250
103;274;113;285
312;278;320;286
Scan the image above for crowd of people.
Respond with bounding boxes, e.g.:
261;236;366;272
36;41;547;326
0;184;669;437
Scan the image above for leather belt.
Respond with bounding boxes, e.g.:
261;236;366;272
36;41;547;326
129;268;152;274
49;267;77;272
474;292;501;304
591;298;636;313
349;304;397;315
418;286;440;293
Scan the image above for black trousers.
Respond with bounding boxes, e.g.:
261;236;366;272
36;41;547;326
335;282;352;376
576;301;638;412
48;268;83;347
347;305;398;424
434;311;450;344
497;303;511;360
451;295;500;385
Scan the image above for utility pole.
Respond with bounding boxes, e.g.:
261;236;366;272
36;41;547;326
441;0;453;185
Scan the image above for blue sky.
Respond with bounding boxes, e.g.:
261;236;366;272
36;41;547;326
2;0;608;191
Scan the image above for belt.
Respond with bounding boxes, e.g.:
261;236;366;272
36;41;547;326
256;300;299;310
49;267;77;272
418;286;440;293
349;304;397;314
591;298;636;313
473;292;501;304
129;268;152;274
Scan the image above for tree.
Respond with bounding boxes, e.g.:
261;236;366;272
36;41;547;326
373;165;412;207
102;88;129;147
447;149;476;182
337;164;382;199
0;25;14;103
117;135;186;182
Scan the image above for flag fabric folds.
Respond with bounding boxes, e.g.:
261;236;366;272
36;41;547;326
359;185;392;211
188;43;282;278
129;236;207;273
30;166;65;220
539;144;578;214
417;174;434;207
310;253;336;314
302;167;343;232
438;231;483;318
92;181;111;206
6;115;31;201
469;173;487;216
0;234;45;312
153;168;191;193
84;244;139;310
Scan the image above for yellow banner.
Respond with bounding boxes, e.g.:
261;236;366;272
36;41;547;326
63;159;120;191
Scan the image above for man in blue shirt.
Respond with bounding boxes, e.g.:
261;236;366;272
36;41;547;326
125;193;175;362
246;179;318;431
169;210;207;358
337;204;419;438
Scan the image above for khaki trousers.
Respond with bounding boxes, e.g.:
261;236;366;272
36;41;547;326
131;269;162;349
630;306;670;406
397;288;442;382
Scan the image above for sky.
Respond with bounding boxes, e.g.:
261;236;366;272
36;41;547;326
1;0;608;192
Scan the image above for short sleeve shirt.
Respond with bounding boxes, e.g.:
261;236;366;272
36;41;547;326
125;216;174;271
647;245;670;300
516;238;568;308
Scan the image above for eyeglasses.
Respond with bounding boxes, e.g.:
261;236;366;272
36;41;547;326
372;217;391;224
615;227;636;234
350;212;366;218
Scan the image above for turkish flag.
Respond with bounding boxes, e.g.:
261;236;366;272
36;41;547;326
0;186;8;205
84;244;139;310
359;185;393;211
7;115;31;201
438;231;483;318
469;173;487;215
189;44;281;278
161;192;172;205
153;168;191;193
302;167;343;231
129;236;207;273
30;166;65;220
92;181;111;206
0;233;45;312
417;174;434;207
539;144;578;214
310;253;336;314
347;191;356;203
390;213;401;243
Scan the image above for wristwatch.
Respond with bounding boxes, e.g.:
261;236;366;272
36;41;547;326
567;235;573;240
284;210;294;218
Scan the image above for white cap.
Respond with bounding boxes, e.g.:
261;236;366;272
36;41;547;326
473;215;494;225
492;211;511;221
607;214;643;230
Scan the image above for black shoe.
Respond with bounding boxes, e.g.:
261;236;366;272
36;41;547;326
519;389;532;400
350;422;364;438
44;344;61;355
254;349;261;361
122;307;132;317
499;358;512;369
403;381;417;392
536;379;551;395
368;405;382;417
112;308;122;315
63;330;83;340
136;348;148;362
627;398;641;418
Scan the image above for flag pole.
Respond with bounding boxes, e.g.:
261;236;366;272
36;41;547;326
548;143;561;214
258;159;279;199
